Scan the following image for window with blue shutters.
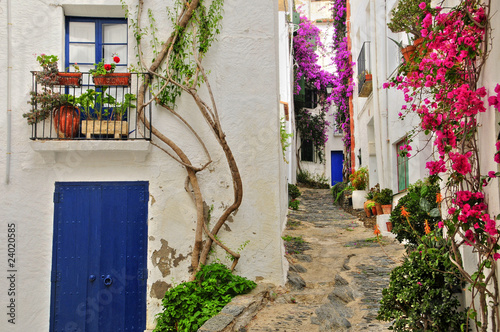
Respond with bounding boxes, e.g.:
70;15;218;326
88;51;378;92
65;17;128;75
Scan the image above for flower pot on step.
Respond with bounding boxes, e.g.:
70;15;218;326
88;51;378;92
382;204;392;214
375;203;383;215
363;200;373;217
371;206;377;215
386;221;393;232
352;190;368;210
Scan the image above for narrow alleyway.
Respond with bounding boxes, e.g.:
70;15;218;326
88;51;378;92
245;187;405;331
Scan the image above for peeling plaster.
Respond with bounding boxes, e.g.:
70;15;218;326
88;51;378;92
150;280;172;299
151;239;188;277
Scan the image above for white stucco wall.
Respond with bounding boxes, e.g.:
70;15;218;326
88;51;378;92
351;0;432;194
0;1;287;331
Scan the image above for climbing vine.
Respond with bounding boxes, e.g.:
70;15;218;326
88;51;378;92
293;15;334;165
385;0;500;329
295;108;329;163
328;0;354;149
124;0;244;281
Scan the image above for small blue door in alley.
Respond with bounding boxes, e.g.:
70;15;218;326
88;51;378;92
50;182;148;332
331;151;344;185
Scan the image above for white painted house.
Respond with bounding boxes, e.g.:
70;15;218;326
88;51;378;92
0;1;290;330
349;0;500;221
349;0;500;322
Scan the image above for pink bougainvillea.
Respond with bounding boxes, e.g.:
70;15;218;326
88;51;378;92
386;1;500;321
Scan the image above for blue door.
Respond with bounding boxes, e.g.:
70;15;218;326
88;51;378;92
331;151;344;185
50;182;148;332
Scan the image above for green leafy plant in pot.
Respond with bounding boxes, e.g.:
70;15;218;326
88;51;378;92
349;166;368;190
374;188;393;214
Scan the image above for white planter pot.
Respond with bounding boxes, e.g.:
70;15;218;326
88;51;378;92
352;190;367;209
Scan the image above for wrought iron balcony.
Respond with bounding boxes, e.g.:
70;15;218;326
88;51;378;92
27;72;152;140
357;41;372;97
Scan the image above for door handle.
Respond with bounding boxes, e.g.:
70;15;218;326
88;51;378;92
89;275;96;282
103;275;113;286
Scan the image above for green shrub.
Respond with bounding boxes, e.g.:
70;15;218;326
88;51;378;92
289;199;300;210
378;242;466;331
288;183;301;200
390;179;441;248
297;169;310;184
297;169;330;189
374;188;393;205
331;181;351;206
154;263;256;332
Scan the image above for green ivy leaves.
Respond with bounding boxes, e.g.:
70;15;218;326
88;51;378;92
154;263;256;332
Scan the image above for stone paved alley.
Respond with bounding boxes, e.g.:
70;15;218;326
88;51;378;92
244;187;405;331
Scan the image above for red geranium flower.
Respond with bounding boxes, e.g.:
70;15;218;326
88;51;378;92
113;56;120;64
104;64;112;71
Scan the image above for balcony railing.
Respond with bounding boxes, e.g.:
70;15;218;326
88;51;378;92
28;72;152;140
357;41;372;97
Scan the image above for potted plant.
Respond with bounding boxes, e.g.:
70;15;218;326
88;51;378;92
33;54;82;86
49;94;80;138
90;55;130;86
387;0;430;40
58;63;82;86
387;0;430;64
79;88;135;139
365;201;376;217
24;55;80;137
374;188;393;214
350;167;368;209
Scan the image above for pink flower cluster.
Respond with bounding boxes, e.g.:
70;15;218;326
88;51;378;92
328;0;354;149
450;190;497;245
293;17;335;94
386;1;500;254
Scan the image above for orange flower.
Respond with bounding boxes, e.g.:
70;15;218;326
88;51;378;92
436;193;442;203
374;224;381;236
401;206;410;218
424;220;431;235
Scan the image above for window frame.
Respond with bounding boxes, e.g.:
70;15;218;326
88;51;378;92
65;16;128;73
301;138;315;162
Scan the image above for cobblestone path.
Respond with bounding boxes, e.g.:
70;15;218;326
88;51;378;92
244;187;405;331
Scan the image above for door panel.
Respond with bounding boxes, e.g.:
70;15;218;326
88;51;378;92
331;151;344;185
50;182;148;332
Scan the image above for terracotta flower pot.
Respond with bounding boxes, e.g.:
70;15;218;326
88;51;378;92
371;206;377;215
382;204;392;214
401;44;417;64
375;203;383;215
93;73;131;86
363;200;373;217
54;106;80;138
57;72;82;86
386;222;393;232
